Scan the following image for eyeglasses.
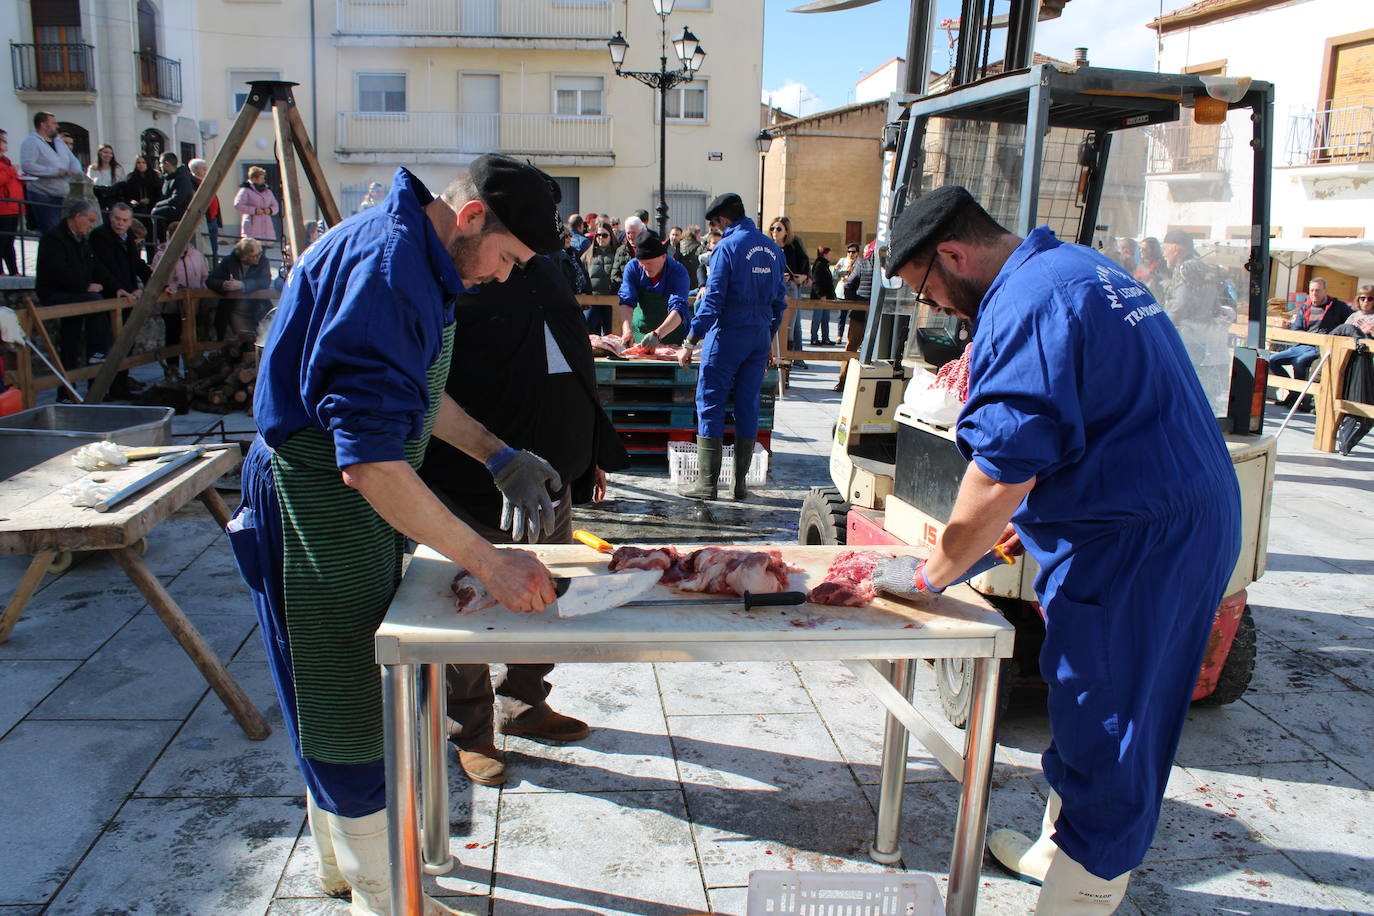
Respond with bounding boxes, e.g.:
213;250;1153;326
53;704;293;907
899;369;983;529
912;250;941;311
596;233;610;238
769;226;785;232
1359;296;1373;301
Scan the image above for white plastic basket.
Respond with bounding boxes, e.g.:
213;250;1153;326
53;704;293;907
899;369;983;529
746;871;944;916
667;441;769;486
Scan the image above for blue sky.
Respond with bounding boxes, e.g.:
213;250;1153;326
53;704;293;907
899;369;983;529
761;0;1164;116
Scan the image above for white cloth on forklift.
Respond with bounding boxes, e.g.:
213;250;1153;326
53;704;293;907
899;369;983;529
903;369;962;426
71;441;129;470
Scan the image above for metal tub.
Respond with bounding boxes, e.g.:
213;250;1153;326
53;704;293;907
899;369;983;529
0;405;174;481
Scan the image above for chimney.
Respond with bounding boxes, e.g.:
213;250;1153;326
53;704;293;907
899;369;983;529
1074;47;1089;68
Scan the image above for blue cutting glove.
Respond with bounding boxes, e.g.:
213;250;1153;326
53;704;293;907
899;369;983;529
872;556;944;599
487;448;562;544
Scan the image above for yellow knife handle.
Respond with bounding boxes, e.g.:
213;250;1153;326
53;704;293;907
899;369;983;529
573;530;615;554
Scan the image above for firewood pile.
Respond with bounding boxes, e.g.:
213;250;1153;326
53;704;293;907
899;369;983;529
134;341;258;415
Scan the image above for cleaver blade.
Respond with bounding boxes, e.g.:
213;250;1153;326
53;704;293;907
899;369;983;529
551;569;662;618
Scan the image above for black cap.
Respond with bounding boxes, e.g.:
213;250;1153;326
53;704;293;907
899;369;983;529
1163;229;1195;248
704;192;743;222
635;231;667;260
886;185;978;276
468;154;562;255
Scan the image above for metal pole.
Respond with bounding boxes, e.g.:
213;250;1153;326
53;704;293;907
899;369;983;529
870;658;917;864
903;0;937;96
757;153;766;226
1015;71;1051;237
384;664;424;916
420;663;452;875
1247;83;1274;352
659;62;669;238
946;657;1001;916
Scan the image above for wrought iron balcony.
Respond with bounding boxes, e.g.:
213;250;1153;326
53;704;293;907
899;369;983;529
335;0;613;41
1146;123;1232;175
336;111;614;160
136;51;182;106
10;42;95;93
1285;97;1374;166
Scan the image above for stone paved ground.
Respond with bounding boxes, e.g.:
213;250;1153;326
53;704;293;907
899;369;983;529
1;360;1371;915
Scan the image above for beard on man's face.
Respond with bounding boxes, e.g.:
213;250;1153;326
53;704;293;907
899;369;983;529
932;258;987;321
447;232;491;285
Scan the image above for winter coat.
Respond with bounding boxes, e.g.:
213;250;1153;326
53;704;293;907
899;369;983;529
611;240;636;287
780;237;810;283
234;181;279;241
152;166;196;223
582;244;618;295
0;156;23;217
122;167;164;212
811;255;836;300
19;131;81;198
89;223;151;297
676;237;702;287
152;239;209;310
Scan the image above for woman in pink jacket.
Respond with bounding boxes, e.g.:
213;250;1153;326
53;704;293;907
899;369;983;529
233;165;279;243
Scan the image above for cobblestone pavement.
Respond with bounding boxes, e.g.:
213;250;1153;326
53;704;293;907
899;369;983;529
1;361;1371;915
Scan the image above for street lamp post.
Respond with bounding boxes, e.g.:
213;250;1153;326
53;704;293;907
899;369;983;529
755;129;773;226
607;0;705;238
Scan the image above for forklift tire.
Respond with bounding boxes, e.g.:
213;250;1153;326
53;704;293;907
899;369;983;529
799;487;849;546
935;657;1014;729
1193;605;1256;707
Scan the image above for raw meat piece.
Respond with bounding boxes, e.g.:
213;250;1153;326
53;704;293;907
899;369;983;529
621;344;684;360
608;545;681;572
589;334;626;357
663;547;797;595
451;568;498;614
806;550;889;607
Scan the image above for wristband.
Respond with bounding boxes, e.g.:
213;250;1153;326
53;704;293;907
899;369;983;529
915;561;944;594
484;446;518;476
682;335;699;348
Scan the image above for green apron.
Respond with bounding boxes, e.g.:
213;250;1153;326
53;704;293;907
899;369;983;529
270;323;455;764
631;289;684;346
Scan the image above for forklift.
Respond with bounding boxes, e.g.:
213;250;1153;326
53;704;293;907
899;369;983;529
796;0;1277;727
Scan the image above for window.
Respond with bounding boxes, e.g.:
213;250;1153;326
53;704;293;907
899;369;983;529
229;69;281;115
664;81;707;121
674;0;712;8
554;75;603;117
358;73;406;112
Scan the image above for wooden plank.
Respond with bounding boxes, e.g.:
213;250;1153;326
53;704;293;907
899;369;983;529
284;102;343;227
271;99;307;266
1316;347;1351;452
197;486;233;530
0;551;56;643
1337;399;1374;420
110;545;271;740
87;81;277;403
21;295;66;376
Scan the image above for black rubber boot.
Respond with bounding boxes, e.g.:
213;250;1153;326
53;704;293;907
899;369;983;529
731;437;755;500
679;437;722;500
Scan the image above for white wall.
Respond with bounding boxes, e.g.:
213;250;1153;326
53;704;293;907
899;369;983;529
0;0;28;141
855;58;904;104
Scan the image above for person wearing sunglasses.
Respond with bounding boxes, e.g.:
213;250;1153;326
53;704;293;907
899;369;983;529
1333;284;1374;339
877;185;1240;914
580;223;619;333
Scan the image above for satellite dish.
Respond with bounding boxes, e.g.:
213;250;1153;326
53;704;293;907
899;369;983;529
788;0;882;12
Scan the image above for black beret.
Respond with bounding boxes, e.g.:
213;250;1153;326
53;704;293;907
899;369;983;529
635;231;667;260
704;192;743;221
1163;229;1195;248
469;154;562;255
886;185;978;276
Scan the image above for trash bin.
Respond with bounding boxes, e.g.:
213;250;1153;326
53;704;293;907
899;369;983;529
0;404;174;481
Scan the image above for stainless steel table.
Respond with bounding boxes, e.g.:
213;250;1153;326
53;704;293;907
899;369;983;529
376;544;1014;915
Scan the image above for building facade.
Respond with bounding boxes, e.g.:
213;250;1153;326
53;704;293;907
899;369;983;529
1149;0;1374;298
4;0;203;173
194;0;763;230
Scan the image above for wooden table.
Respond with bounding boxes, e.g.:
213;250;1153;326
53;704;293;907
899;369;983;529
0;445;270;740
377;544;1014;916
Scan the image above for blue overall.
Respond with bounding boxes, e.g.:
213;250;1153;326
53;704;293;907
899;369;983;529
956;228;1241;879
687;217;788;439
225;168;466;817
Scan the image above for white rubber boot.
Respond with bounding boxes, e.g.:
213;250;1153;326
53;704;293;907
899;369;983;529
1035;846;1129;914
329;809;471;916
988;789;1062;884
305;792;351;898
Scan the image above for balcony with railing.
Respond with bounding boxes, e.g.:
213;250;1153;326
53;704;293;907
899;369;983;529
1146;123;1232;175
1285;97;1374;167
335;111;614;165
334;0;614;46
10;43;96;98
135;51;182;111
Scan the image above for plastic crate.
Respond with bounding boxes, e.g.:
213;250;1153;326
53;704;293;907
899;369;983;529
746;871;944;916
667;440;769;486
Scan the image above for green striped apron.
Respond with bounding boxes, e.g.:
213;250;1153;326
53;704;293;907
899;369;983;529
270;323;455;764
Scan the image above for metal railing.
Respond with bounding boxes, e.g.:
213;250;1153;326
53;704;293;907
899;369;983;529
1146;123;1232;175
336;111;614;156
10;42;96;93
1285;97;1374;165
335;0;613;38
136;51;182;105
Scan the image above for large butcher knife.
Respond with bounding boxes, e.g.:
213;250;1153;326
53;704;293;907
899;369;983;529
551;569;661;618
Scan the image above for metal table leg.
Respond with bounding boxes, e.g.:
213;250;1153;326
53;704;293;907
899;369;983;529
870;658;916;865
946;657;1001;916
384;663;424;915
420;663;453;875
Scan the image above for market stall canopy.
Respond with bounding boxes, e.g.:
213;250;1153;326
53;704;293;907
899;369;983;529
1267;239;1374;276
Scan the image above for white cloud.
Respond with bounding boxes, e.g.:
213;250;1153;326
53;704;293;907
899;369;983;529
1035;0;1159;72
762;81;830;117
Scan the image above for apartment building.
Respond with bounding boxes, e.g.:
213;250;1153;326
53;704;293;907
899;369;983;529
1148;0;1374;297
3;0;204;171
195;0;764;228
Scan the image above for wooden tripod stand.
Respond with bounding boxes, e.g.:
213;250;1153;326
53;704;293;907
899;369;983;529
86;80;342;403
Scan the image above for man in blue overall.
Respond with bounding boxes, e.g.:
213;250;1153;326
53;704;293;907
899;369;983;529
877;186;1241;913
228;157;566;915
678;192;787;501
